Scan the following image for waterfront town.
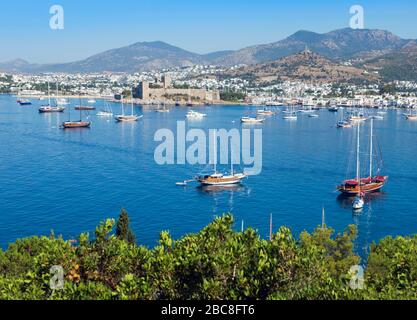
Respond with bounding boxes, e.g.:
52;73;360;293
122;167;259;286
1;64;417;108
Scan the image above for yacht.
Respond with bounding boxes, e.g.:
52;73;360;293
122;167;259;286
186;110;206;119
241;117;264;124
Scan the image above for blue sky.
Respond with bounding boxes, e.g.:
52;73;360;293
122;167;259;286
0;0;416;63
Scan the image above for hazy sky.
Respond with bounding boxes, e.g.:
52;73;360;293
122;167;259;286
1;0;416;63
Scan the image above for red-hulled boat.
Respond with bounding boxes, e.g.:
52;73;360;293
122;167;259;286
62;96;91;129
338;176;388;195
337;118;388;195
75;106;96;111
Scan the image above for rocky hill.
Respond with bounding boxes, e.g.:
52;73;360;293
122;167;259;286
228;50;378;84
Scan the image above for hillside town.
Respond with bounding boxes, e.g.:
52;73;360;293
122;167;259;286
1;64;417;108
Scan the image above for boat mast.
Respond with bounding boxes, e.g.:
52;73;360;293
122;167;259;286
47;82;51;106
213;130;217;173
356;122;361;182
130;88;134;116
121;95;125;116
79;94;82;121
369;118;373;178
231;143;234;176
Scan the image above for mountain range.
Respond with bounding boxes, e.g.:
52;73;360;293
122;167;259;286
1;28;416;81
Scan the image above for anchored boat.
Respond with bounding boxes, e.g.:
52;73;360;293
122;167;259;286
115;89;142;122
62;96;91;129
241;116;264;124
186;110;206;119
338;118;388;195
39;82;65;113
196;134;246;186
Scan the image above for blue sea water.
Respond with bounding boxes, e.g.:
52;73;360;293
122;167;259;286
1;94;417;259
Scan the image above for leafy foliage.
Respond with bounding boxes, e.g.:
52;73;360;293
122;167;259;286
0;215;416;300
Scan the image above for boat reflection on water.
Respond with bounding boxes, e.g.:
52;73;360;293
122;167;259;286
197;184;249;195
336;191;387;211
196;184;251;216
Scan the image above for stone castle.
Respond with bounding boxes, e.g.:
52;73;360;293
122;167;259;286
136;75;220;103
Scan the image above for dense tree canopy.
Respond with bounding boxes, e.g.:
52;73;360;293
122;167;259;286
0;214;416;300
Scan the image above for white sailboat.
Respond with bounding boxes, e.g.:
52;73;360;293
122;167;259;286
156;99;170;113
405;106;417;120
97;101;113;117
115;89;142;122
39;82;65;113
283;105;298;120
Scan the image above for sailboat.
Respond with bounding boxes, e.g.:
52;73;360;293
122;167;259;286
257;108;274;116
39;82;65;113
349;109;368;123
337;108;352;128
156;100;170;113
405;106;417;120
338;118;388;195
62;95;91;128
55;83;70;106
283;104;298;120
115;89;142;122
196;133;247;186
97;101;113;117
75;96;96;111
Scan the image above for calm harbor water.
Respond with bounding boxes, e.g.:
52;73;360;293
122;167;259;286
1;94;417;259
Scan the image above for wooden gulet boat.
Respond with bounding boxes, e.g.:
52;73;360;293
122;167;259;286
196;133;247;186
338;118;388;195
62;96;91;129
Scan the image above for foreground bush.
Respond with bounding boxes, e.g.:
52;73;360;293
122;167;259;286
0;214;416;300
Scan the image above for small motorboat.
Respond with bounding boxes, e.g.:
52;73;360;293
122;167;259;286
353;194;365;210
241;117;265;124
371;115;384;120
337;120;352;128
97;111;113;117
186;110;206;119
18;99;32;106
309;113;319;118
